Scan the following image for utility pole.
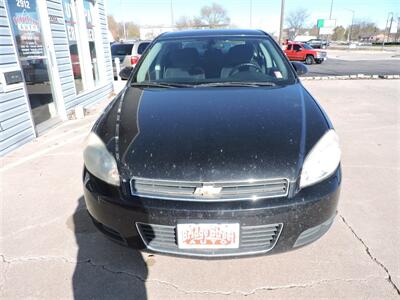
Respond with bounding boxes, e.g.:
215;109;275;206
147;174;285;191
278;0;285;45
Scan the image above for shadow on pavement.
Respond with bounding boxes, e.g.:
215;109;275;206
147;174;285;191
71;196;148;299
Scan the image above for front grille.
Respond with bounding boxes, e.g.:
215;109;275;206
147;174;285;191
136;222;283;257
131;178;289;201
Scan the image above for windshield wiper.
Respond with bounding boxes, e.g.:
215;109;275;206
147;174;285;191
131;82;193;88
194;81;276;88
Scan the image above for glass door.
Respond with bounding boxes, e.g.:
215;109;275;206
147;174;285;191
7;0;58;128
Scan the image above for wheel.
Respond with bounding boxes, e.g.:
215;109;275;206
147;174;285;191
305;55;314;65
315;59;323;64
228;63;263;76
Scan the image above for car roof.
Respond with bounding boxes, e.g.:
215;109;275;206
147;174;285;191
112;40;152;45
158;29;267;39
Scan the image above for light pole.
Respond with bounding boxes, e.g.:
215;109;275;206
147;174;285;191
382;12;393;49
327;0;334;43
346;9;355;43
278;0;285;44
329;0;334;19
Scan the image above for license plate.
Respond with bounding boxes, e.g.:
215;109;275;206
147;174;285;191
177;223;240;249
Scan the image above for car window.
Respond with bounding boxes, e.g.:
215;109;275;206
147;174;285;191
287;44;292;50
293;44;301;51
135;36;295;85
137;42;150;55
111;44;134;56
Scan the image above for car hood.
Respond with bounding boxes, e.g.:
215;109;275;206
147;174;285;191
97;83;329;183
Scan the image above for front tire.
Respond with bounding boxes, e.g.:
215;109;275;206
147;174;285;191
315;59;323;64
305;55;314;65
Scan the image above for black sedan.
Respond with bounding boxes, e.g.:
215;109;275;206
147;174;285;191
83;29;341;258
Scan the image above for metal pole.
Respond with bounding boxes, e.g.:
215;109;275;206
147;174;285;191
396;17;400;42
382;13;392;49
387;14;394;43
170;0;174;27
123;22;126;40
329;0;334;19
278;0;285;44
327;0;334;43
250;0;253;28
347;10;354;43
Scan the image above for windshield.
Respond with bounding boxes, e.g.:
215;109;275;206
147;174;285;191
303;43;314;50
111;44;133;56
133;36;295;85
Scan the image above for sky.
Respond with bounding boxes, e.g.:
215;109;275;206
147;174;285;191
106;0;399;34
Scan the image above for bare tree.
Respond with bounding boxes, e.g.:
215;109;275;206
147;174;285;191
285;8;310;39
125;22;140;39
200;3;230;28
347;20;380;40
107;15;120;40
175;16;204;30
107;15;140;41
332;26;346;41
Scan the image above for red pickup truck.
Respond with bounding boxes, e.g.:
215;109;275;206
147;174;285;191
283;42;327;65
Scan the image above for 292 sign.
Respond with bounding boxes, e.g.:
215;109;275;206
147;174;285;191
16;0;30;9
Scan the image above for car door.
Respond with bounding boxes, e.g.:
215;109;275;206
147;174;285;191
285;44;295;60
292;44;303;60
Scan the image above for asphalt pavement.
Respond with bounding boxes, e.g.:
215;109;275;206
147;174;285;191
1;80;399;299
305;58;400;77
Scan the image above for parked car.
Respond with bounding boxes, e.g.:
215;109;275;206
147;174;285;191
83;29;341;258
284;42;327;64
111;40;151;78
306;39;329;49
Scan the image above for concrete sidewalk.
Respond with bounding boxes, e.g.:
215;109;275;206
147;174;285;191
1;80;399;299
326;49;400;61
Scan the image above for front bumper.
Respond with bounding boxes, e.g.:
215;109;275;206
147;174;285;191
83;168;341;257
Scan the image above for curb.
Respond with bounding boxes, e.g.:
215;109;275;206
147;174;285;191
301;74;400;80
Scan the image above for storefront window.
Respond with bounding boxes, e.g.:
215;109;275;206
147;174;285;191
7;0;58;127
83;0;100;84
62;0;83;93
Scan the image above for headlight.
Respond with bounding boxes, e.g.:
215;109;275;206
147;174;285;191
83;132;120;186
300;130;341;189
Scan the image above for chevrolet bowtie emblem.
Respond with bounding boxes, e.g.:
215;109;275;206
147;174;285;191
194;185;222;197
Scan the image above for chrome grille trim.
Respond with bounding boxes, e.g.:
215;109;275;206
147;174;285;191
130;177;289;201
136;222;283;257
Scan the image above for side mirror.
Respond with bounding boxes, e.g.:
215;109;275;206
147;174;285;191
291;61;308;76
119;66;133;80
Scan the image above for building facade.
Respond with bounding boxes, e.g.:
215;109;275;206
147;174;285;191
0;0;114;156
